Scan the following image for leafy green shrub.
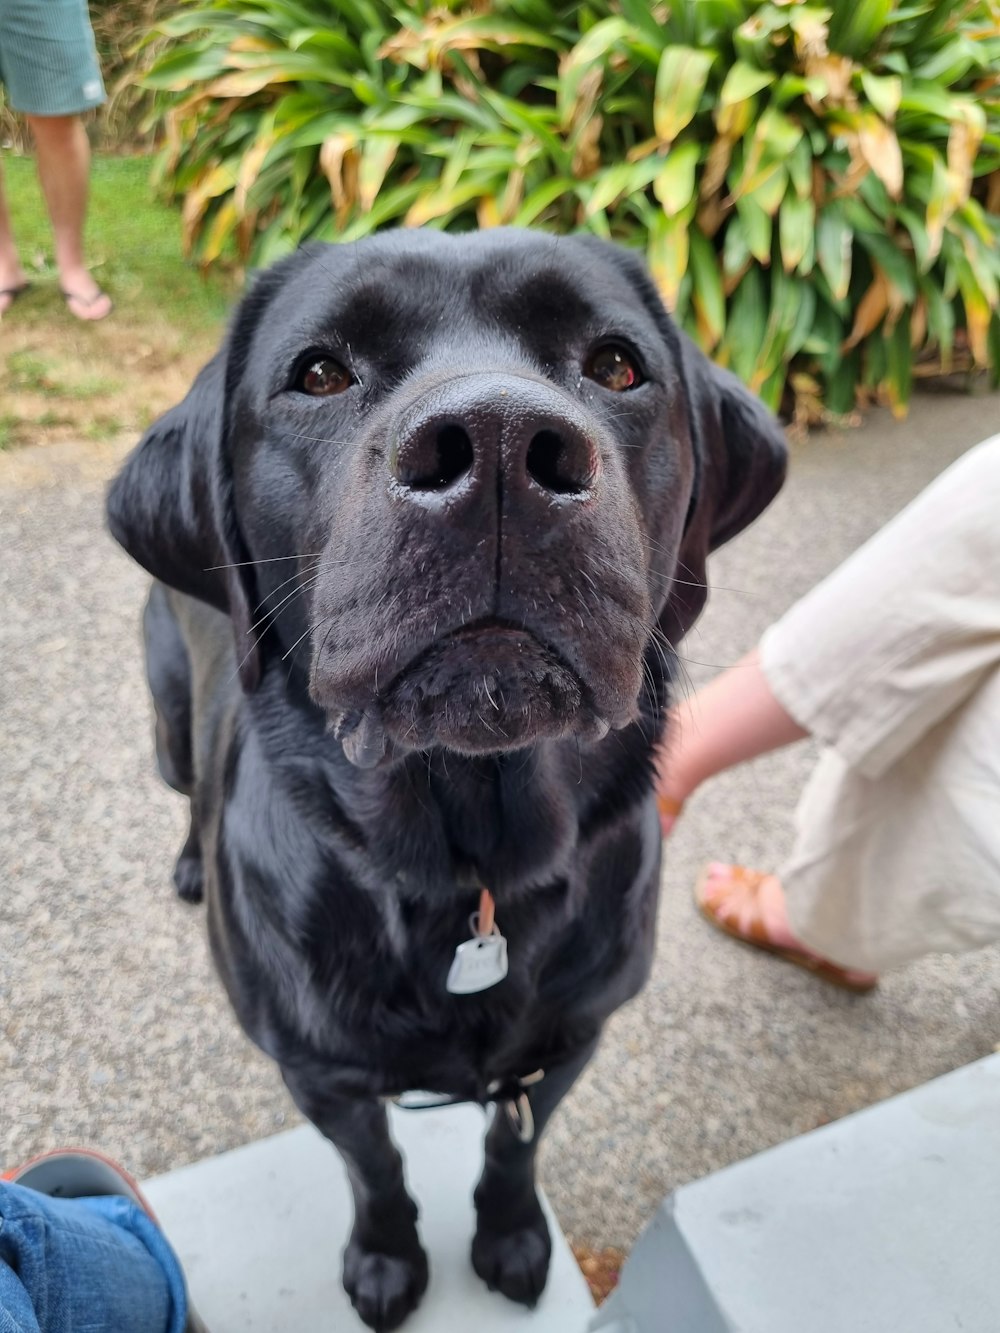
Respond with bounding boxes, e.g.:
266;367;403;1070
91;1;174;146
142;0;1000;420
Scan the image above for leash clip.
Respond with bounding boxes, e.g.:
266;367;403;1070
486;1069;544;1145
505;1091;535;1143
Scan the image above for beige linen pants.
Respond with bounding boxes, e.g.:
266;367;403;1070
759;434;1000;973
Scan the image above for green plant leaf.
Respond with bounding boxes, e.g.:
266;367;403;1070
857;233;917;305
954;252;993;365
750;165;788;217
786;136;813;200
859;70;902;121
735;192;772;265
885;310;913;417
779;192;815;273
920;275;955;369
723;267;768;381
646;209;690;311
585;158;662;217
786;280;818;358
722;213;751;281
829;0;890;57
987;312;1000;388
715;60;775;135
825;350;860;415
654;143;702;218
654;46;715;145
558;17;631;128
895;205;933;274
816;205;853;301
688;226;726;350
718;60;776;108
512;177;578;226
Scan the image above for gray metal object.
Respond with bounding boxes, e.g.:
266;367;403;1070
591;1054;1000;1332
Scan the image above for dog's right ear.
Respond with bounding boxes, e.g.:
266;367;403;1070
107;352;228;611
106;349;260;689
107;246;327;692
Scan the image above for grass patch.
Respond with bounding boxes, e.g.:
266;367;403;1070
1;153;236;448
0;413;18;449
5;348;121;398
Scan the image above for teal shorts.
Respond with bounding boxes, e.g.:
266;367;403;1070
0;0;105;116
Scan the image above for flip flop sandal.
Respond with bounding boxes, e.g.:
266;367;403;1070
3;1148;208;1331
61;287;113;320
695;863;879;994
0;282;31;312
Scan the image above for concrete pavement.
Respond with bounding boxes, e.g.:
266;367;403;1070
2;389;998;1252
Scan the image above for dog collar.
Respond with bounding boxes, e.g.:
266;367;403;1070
384;1069;545;1143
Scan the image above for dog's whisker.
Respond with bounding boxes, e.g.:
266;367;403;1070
229;576;323;683
282;433;359;447
252;560;323;615
248;571;323;635
207;553;324;570
282;616;325;663
309;617;338;676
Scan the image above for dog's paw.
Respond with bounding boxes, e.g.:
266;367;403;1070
472;1210;551;1307
172;855;204;904
343;1239;429;1331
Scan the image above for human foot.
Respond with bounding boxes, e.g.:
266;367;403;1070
695;862;878;992
60;266;112;321
0;256;29;315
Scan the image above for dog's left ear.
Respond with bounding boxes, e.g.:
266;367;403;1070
662;338;788;645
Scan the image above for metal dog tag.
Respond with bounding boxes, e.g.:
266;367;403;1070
446;930;508;994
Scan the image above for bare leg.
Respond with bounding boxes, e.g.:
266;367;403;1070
0;161;28;312
656;647;808;830
26;113;111;321
657;649;878;986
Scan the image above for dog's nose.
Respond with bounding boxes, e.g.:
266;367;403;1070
389;375;600;502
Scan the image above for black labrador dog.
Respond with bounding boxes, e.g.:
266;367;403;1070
107;229;785;1330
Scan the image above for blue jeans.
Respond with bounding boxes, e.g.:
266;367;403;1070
0;1183;188;1333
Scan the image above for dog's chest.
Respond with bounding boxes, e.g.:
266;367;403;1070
307;895;577;1101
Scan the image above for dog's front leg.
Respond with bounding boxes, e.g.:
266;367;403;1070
282;1073;428;1332
472;1042;597;1307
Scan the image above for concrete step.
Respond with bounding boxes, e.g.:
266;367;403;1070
591;1053;1000;1333
144;1102;594;1332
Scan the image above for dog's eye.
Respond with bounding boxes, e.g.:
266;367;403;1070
294;356;352;397
584;345;642;392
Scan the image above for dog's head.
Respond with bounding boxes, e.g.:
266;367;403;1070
108;230;785;767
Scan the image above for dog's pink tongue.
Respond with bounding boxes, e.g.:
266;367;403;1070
340;712;387;769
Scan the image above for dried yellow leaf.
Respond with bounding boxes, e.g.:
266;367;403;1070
843;272;889;350
319;133;360;218
857;115;903;199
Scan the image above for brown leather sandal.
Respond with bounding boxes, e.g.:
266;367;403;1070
657;793;685;835
695;863;879;994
